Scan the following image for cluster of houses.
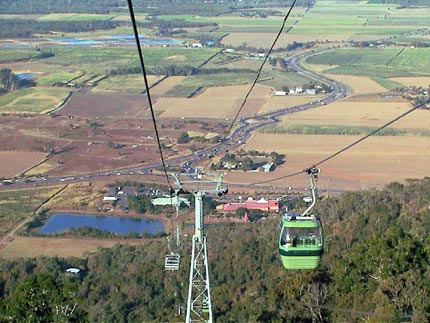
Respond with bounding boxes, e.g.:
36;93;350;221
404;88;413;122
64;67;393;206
103;185;167;211
216;197;279;213
103;186;279;218
220;161;275;172
274;85;326;96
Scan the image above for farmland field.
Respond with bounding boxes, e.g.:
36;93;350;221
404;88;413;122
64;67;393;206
258;95;323;115
277;99;430;130
0;0;430;196
306;48;430;76
37;13;115;21
0;186;65;235
389;76;430;88
0;236;142;259
0;87;71;114
155;84;271;118
59;92;152;118
44;47;220;74
238;133;430;191
222;33;351;48
92;74;164;93
149;76;186;96
324;74;388;94
0;47;43;63
0;151;46;178
162;73;257;98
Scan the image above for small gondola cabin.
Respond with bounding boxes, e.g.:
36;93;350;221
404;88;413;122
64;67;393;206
278;212;323;270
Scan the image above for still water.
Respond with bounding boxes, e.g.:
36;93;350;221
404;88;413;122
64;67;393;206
48;35;180;46
38;213;164;235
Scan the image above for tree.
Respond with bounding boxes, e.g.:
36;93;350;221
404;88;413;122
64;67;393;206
177;131;190;144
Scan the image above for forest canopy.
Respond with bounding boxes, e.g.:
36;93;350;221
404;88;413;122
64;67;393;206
1;178;430;322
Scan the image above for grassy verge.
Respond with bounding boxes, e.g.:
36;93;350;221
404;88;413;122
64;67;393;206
0;87;71;114
0;185;65;235
307;47;430;77
163;72;255;97
37;70;83;86
0;47;43;63
46;47;219;74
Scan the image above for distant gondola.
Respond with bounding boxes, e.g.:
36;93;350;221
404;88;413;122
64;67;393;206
278;168;324;270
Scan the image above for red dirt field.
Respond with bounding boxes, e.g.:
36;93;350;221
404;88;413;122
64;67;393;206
0;111;227;177
58;92;153;118
0;151;46;178
0;236;144;259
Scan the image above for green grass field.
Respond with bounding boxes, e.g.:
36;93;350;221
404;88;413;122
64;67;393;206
156;14;287;26
289;25;420;35
0;47;43;63
258;68;314;90
164;72;256;97
309;1;392;16
0;87;71;114
306;47;430;77
367;16;430;26
92;74;163;93
37;13;115;21
0;186;65;235
44;47;219;74
36;70;83;86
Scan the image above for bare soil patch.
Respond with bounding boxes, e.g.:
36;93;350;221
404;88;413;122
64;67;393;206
0;151;46;177
259;95;323;115
388;76;430;88
237;133;430;191
155;84;271;118
326;74;388;94
222;33;351;49
59;92;152;118
149;76;186;96
0;236;143;259
279;98;430;130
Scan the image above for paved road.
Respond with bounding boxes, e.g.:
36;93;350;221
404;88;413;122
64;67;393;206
6;26;430;191
1;46;348;191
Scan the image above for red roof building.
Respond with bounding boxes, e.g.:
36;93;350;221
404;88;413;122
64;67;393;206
216;197;279;212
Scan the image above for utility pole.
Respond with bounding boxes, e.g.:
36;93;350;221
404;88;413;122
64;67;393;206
171;168;227;323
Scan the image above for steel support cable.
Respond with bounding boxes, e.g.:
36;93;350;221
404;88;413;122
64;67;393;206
253;97;430;185
223;0;298;140
127;0;173;189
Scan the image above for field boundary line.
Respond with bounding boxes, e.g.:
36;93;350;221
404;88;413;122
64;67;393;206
0;184;69;249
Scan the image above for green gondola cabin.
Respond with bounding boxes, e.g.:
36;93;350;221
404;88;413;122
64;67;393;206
278;213;323;270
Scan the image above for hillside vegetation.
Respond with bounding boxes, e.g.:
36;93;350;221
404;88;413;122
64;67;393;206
1;178;429;322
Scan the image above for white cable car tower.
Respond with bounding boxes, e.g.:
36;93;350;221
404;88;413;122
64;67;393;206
171;168;228;323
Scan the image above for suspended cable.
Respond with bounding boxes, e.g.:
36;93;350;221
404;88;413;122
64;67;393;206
253;97;430;185
223;0;298;140
126;0;173;189
312;97;430;168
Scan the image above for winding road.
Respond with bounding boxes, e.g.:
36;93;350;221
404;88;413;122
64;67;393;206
1;46;348;191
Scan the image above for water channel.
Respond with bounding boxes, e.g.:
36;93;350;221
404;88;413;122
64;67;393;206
38;213;164;236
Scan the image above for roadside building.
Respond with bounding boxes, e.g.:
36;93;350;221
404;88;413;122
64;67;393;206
260;162;275;172
152;196;191;207
216;197;279;212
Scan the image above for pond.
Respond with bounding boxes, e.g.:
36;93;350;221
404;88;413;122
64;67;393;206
15;72;37;80
48;35;181;46
38;213;164;236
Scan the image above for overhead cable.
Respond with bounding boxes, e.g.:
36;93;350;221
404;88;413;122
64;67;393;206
254;97;430;185
223;0;298;140
126;0;173;189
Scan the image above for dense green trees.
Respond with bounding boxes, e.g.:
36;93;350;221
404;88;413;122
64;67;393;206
368;0;429;5
0;0;302;15
0;68;36;93
0;19;120;38
1;178;430;322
